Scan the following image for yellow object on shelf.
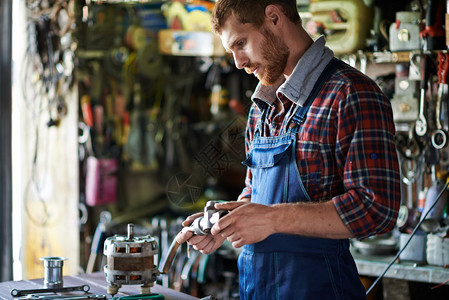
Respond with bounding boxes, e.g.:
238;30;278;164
163;1;212;32
310;0;374;54
184;9;212;32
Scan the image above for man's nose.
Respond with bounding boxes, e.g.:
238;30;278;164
232;52;247;69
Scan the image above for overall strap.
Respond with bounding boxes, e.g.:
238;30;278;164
291;57;342;127
254;107;268;137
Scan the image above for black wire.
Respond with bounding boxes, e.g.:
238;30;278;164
366;179;449;295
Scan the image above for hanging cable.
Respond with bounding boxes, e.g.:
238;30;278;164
366;178;449;295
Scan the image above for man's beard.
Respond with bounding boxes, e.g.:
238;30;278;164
245;27;289;86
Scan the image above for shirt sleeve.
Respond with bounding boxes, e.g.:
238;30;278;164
238;168;253;201
332;78;401;240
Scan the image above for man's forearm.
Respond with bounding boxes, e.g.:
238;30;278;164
270;200;354;239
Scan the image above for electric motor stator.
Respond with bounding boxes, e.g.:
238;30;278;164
103;223;159;295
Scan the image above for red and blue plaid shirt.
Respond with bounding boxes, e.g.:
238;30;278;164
238;60;401;240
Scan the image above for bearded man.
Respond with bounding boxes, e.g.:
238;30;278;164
176;1;401;299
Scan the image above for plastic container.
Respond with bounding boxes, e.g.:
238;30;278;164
399;231;427;264
426;233;449;267
420;174;449;224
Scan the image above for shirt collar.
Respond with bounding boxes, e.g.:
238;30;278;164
251;36;334;110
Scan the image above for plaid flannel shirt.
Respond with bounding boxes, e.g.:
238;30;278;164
238;61;401;240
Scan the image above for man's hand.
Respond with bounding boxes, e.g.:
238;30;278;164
212;201;277;248
175;212;226;254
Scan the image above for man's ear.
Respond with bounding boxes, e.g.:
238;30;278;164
265;4;282;27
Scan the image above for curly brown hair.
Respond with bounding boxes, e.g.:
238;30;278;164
211;0;301;34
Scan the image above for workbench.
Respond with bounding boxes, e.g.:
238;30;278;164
0;272;199;300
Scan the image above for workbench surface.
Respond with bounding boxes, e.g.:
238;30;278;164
0;272;199;300
354;253;449;285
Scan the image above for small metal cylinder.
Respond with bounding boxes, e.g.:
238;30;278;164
40;257;67;288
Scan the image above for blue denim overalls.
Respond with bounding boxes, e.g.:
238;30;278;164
239;59;366;300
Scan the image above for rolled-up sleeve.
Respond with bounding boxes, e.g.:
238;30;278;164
332;80;401;240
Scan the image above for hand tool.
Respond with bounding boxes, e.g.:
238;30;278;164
431;52;449;149
191;201;228;236
158;201;228;274
17;295;105;300
11;285;90;297
415;54;431;136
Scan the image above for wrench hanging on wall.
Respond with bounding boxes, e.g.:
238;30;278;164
436;52;449;168
431;52;449;149
415;54;431;137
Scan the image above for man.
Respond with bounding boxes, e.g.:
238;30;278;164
176;1;401;299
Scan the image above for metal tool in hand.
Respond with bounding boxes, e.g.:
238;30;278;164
11;285;90;297
431;52;449;149
158;200;228;274
190;201;228;235
415;54;430;136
